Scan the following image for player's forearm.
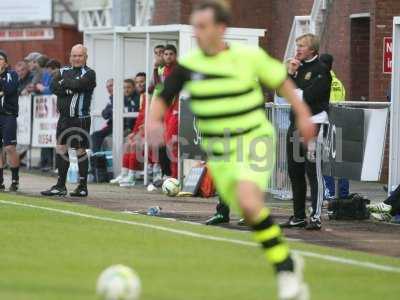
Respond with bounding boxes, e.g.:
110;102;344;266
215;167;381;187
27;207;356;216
278;79;311;119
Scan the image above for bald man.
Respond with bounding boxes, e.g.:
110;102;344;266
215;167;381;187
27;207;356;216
41;44;96;197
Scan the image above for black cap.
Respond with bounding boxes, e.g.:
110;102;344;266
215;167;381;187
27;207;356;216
0;50;8;63
320;53;333;71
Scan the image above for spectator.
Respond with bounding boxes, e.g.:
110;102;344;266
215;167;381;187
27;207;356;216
35;59;61;95
281;33;332;231
148;45;165;94
162;44;179;179
91;79;114;153
319;54;345;103
319;53;349;200
15;61;34;95
24;52;43;88
34;55;50;95
123;78;139;131
33;55;54;171
110;73;156;187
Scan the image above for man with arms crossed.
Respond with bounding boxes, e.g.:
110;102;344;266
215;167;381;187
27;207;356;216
41;44;96;197
147;1;315;299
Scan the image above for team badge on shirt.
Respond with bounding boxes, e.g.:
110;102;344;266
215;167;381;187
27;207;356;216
305;72;312;80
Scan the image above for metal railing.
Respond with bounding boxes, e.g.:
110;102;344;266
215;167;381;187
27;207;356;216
266;103;292;199
265;101;391;200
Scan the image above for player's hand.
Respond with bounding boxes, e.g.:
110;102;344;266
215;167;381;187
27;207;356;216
296;116;316;144
146;120;165;147
287;58;301;75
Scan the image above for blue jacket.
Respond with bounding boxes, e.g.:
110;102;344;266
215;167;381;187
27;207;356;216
41;71;53;95
0;68;19;116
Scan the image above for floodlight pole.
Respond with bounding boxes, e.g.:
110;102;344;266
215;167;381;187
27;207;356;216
389;17;400;193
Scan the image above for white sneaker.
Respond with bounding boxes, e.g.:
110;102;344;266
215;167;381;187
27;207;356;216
110;174;125;184
367;202;392;213
119;173;136;187
277;254;309;300
147;183;158;192
371;212;393;222
110;168;128;185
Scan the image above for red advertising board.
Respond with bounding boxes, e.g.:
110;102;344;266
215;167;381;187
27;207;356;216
383;37;392;74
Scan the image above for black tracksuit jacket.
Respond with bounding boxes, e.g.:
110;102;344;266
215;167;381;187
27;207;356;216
51;65;96;118
289;57;332;123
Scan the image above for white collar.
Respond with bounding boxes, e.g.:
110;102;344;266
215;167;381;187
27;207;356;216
304;55;319;63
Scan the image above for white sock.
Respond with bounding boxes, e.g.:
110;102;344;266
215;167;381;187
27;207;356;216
128;170;135;177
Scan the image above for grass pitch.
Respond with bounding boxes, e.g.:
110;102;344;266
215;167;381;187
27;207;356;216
0;194;399;300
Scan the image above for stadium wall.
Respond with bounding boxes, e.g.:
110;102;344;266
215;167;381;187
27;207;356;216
0;25;83;66
152;0;399;103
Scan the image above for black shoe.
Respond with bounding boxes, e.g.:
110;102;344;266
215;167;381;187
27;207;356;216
9;181;19;192
205;213;229;225
0;183;5;192
305;217;322;230
41;185;67;196
70;185;88;197
280;216;307;228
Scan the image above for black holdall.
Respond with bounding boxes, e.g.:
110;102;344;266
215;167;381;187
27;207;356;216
327;193;371;220
89;153;109;183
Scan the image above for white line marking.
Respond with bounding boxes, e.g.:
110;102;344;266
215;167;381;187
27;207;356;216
1;200;400;274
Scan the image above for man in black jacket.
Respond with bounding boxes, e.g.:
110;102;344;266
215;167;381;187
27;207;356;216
281;34;332;230
41;44;96;197
0;50;20;192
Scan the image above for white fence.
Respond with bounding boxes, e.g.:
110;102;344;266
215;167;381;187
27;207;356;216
266;101;390;200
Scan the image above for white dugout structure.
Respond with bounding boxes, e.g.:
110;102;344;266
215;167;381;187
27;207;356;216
389;17;400;192
83;24;265;185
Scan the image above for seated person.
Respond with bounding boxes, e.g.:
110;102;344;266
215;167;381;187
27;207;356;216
91;79;114;153
110;91;159;187
123;78;138;131
367;185;400;222
123;73;146;131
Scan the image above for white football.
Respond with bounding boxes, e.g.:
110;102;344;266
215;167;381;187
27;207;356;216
96;265;141;300
162;178;180;196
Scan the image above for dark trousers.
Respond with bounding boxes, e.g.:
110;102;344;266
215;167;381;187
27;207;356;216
287;124;325;220
384;185;400;216
159;146;171;176
216;198;230;218
40;147;54;168
91;126;112;153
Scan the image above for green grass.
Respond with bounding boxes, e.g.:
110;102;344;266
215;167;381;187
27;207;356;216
0;194;399;300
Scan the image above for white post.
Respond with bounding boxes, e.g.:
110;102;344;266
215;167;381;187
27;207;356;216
389;17;400;193
144;32;150;186
112;31;125;176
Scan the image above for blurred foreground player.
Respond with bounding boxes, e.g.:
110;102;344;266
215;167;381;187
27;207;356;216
147;1;315;299
41;44;96;197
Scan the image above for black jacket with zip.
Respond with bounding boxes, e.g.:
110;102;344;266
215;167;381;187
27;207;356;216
289;57;332;123
0;67;19;116
51;65;96;118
